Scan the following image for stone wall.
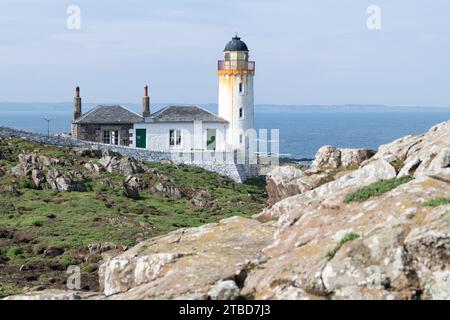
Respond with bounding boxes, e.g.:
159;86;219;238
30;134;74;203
0;125;259;182
72;123;133;146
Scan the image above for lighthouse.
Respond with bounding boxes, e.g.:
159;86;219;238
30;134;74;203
218;35;255;150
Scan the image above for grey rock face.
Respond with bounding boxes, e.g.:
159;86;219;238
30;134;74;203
10;152;85;192
311;146;375;171
265;165;329;205
208;280;240;300
123;176;141;200
149;182;183;199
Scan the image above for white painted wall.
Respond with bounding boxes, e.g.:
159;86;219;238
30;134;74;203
219;68;254;149
131;121;228;152
218;72;254;150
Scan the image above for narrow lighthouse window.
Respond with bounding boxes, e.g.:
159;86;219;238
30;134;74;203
239;108;243;119
239;82;243;94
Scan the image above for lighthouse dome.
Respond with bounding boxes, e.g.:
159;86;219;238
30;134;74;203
224;36;249;52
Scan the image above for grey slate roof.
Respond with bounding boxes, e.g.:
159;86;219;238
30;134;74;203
73;105;143;124
145;105;228;123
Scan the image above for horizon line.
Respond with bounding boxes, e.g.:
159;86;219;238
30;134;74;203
1;102;450;109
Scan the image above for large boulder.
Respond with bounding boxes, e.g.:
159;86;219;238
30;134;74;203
73;148;102;158
311;146;375;171
45;169;85;192
265;166;329;205
149;182;183;199
98;216;274;299
366;119;450;178
84;161;104;175
122;176;141;200
243;172;450;300
190;189;212;208
255;159;396;223
404;205;450;300
99;155;144;176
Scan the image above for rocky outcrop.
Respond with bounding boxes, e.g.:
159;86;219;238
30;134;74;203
123;176;141;200
190;189;212;208
265;166;329;205
365;120;450;178
45;169;85;192
84;161;104;175
95;120;450;300
0;184;21;197
2;289;102;300
5;119;450;300
149;182;184;199
99;155;145;176
256;159;396;223
98;216;274;299
88;243;128;255
10;152;85;192
311;146;375;171
244;175;450;300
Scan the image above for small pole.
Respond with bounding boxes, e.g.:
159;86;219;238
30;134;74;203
42;117;54;139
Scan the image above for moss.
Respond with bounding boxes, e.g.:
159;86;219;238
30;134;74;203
344;176;414;203
391;158;405;173
325;232;360;259
422;197;450;208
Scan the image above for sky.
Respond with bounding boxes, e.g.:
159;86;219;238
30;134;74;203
0;0;449;106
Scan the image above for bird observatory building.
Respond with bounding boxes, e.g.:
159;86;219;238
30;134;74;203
71;36;273;180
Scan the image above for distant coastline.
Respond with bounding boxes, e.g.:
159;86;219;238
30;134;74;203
1;102;450;160
2;102;450;113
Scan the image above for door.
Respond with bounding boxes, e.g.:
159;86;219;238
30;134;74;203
136;129;147;148
206;129;216;151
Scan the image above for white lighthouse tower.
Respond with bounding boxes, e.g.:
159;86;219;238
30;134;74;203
218;35;255;150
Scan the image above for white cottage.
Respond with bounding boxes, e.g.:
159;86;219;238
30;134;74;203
132;105;228;152
130;35;255;153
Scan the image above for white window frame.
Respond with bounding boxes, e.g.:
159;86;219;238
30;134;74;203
169;129;182;148
102;129;119;145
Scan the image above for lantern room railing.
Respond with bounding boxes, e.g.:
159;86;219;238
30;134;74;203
218;60;255;71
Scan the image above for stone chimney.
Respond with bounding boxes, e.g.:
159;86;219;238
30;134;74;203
142;85;151;117
74;86;82;120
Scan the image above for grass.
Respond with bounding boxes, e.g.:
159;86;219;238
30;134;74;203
0;137;268;296
344;176;414;203
422;197;450;208
0;284;23;299
325;232;360;259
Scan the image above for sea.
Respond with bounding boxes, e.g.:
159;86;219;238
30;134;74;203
1;102;450;160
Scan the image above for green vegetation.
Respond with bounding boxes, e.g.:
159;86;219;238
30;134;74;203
325;232;360;259
422;197;450;208
0;284;22;299
391;158;405;173
0;137;267;295
344;176;414;203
